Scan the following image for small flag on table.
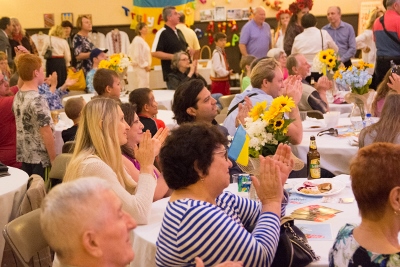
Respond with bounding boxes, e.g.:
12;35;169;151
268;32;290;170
228;124;249;166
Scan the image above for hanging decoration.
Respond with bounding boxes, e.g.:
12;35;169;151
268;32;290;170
199;0;207;3
231;33;240;46
265;0;283;11
194;28;204;39
122;6;130;16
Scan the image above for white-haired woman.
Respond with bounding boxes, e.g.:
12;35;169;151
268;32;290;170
63;98;157;225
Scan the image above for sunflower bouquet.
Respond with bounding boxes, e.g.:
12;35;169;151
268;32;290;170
244;95;295;158
312;49;340;76
333;61;373;95
98;53;131;74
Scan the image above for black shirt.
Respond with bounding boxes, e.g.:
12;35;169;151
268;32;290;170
139;116;158;137
62;125;78;143
167;69;208;90
153;25;188;81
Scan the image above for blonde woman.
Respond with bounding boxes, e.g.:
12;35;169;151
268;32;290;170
128;22;151;89
9;18;38;58
63;98;157;225
41;25;71;87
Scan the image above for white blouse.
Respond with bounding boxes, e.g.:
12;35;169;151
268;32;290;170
128;36;151;69
41;36;71;66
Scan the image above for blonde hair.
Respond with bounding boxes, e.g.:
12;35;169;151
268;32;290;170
10;18;26;36
365;7;384;30
250;58;280;88
371;69;396;116
64;98;136;193
49;25;65;38
0;51;11;77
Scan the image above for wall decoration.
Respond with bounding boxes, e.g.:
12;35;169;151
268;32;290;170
242;8;251;20
61;13;73;24
358;1;384;35
200;9;215;21
227;9;243;20
214;6;226;21
43;14;54;28
122;6;130;16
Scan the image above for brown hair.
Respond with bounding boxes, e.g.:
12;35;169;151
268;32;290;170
240;55;256;76
350;142;400;220
76;15;90;30
129;88;151;114
93;69;119;96
214;32;227;42
120;103;137;159
371;69;395;116
65;97;85;121
16;54;41;81
250;58;280;88
135;22;147;36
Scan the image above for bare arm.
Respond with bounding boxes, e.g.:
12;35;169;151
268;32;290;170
39;125;56;163
284;76;303;145
75;52;90;60
238;44;248;57
151;51;173;60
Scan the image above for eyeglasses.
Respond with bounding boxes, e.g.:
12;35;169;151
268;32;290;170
317;128;338;137
180;58;190;61
214;149;228;160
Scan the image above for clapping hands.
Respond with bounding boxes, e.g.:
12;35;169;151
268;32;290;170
283;75;302;104
152;127;169;157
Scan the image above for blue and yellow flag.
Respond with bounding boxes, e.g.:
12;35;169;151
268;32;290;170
228;125;249;166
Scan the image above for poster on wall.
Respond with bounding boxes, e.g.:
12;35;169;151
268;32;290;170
227;9;243;20
242;8;251;20
200;9;214;21
61;13;74;24
214;7;226;21
43;14;54;28
358;1;384;34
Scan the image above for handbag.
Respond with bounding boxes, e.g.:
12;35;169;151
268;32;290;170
67;68;86;91
271;216;320;267
43;36;53;60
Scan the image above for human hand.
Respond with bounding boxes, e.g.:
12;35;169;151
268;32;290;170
192;59;198;74
272;143;294;186
187;48;195;57
235;96;252;127
63;78;77;88
152;127;169;157
134;130;155;174
362;47;371;53
315;76;332;92
388;73;400;94
14;46;29;57
251;156;283;205
145;66;151;72
195;257;243;267
48;72;58;86
283;75;302;104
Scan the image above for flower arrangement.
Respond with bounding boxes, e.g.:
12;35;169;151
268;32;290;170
333;61;374;95
244;95;295;158
98;53;131;74
288;0;313;14
313;48;340;76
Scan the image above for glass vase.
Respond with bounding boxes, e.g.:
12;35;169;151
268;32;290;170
349;102;365;132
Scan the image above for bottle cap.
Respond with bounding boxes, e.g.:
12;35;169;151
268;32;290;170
366;113;372;118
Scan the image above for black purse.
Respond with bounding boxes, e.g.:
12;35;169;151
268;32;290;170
43;36;53;60
271;216;320;267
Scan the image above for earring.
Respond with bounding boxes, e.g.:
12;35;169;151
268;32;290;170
394;210;400;216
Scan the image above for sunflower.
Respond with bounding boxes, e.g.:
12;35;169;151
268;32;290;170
262;105;280;121
273;119;285;130
248;101;267;121
110;54;121;59
325;48;335;56
271;95;296;113
319;51;329;63
98;60;110;69
333;71;342;80
110;57;121;66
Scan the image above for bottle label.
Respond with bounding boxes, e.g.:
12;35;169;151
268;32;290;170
309;159;321;179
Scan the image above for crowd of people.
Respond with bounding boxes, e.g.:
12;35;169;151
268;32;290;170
1;0;400;266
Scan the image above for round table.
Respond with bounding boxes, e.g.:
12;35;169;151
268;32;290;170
130;176;360;267
291;118;359;175
0;167;29;263
62;90;175;110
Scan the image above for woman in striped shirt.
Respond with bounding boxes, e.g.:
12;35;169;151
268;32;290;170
156;123;293;266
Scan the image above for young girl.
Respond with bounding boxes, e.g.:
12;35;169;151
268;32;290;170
274;9;292;49
239;55;255;92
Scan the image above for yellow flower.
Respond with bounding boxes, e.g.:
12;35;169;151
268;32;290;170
249;101;267;121
273;119;285;130
118;67;124;73
110;57;120;66
98;60;110;69
271;95;295;113
333;71;342;80
326;48;335;55
110;54;121;59
319;51;329;63
262;106;279;121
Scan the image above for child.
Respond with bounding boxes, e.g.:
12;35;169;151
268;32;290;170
93;68;121;99
62;97;86;142
210;32;233;95
239;55;256;92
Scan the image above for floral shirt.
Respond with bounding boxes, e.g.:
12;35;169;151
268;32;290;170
329;224;400;267
73;34;94;75
12;90;53;167
38;84;68;110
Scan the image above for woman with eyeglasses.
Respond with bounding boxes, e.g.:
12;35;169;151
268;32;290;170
156;123;293;266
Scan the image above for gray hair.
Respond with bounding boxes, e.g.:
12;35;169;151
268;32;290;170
171;51;188;70
386;0;399;7
41;178;111;259
267;48;285;61
162;6;176;22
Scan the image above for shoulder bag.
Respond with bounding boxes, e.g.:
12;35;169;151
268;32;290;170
43;36;53;60
379;15;400;46
271;216;320;267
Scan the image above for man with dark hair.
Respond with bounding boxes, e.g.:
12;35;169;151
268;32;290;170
93;68;121;99
292;13;338;83
129;88;165;136
373;0;400;85
0;17;13;67
172;79;241;179
176;12;200;59
151;6;189;82
323;6;356;68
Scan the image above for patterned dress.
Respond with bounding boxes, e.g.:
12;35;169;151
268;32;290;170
72;34;94;75
329;224;400;267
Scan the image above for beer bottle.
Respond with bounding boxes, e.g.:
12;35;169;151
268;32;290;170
307;136;321;179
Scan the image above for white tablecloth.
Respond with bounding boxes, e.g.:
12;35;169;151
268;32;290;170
62;90;175;111
291;118;358;175
328;103;352;115
130;175;360;267
0;167;29;263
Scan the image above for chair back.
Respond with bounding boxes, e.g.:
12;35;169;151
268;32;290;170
3;209;49;267
18;175;46;216
219;95;236;109
157;104;168;110
215;113;227;124
306;110;324;119
62;141;75;153
48;153;72;189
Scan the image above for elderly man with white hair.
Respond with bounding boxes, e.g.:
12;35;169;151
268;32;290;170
239;7;271;58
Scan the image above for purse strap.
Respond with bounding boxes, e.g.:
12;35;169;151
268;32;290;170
379;16;400;46
320;30;324;50
226;93;258;116
49;36;53;49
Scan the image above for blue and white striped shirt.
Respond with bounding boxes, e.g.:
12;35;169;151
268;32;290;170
156;191;286;267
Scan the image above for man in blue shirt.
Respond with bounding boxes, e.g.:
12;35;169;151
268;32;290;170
239;7;271;59
322;6;356;68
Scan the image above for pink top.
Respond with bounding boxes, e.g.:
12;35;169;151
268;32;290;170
375;98;385;117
